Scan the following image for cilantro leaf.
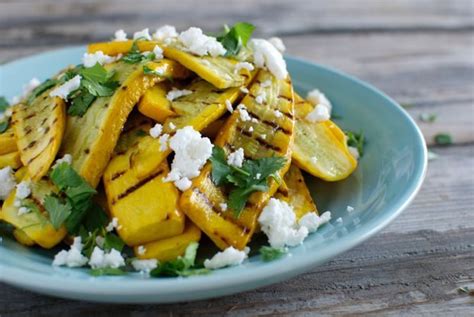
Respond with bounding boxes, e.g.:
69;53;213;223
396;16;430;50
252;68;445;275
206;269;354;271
103;232;125;252
346;131;365;157
209;146;233;186
43;195;72;230
150;242;209;277
90;267;126;276
217;22;255;56
434;133;452;145
0;121;8;133
82;202;109;232
0;96;8;112
68;92;96;116
50;162;86;190
27;79;58;104
79;63;109;83
260;246;287;262
122;40;152;64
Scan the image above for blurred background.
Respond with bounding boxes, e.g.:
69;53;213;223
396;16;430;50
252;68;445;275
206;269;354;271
1;0;473;316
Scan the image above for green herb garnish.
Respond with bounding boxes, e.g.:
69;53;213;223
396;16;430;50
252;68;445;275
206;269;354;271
122;39;155;64
434;133;452;145
150;242;209;277
89;267;126;276
260;246;287;262
217;22;255;56
346;131;365;157
419;113;437;123
43;195;72;230
27;79;58;104
0;121;8;133
210;146;286;217
103;232;125;252
0;96;9;112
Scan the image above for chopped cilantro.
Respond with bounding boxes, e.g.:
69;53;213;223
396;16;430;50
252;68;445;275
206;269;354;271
27;79;58;104
89;267;126;276
217;22;255;56
210;146;286;217
103;232;125;252
434;133;452;145
260;246;287;262
0;96;8;112
419;113;437;123
150;242;209;277
122;40;155;64
43;195;72;230
346;131;365;157
68;92;96;116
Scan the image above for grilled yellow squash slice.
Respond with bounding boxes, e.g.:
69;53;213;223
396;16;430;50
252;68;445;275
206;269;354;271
134;221;201;262
103;118;185;246
138;83;175;123
292;94;357;181
61;59;188;188
0;151;22;169
275;164;318;219
11;90;66;181
13;228;36;246
88;40;251;89
180;70;295;250
0;180;66;248
0;127;17;155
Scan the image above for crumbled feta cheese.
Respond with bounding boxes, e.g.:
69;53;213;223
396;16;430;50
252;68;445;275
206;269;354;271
52;154;72;169
168;122;176;130
106;217;119;232
255;92;266;104
249;39;288;80
82;51;116;68
103;249;126;268
248;126;254;133
225;99;233;113
348;146;360;160
346;205;354;213
164;126;213;191
52;237;88;267
204;246;248;269
50;75;81;100
15;181;31;200
88;246;105;269
178;27;226;57
153;25;178;43
0;167;16;200
113;29;128;41
234;62;255;74
255;173;261;180
258;198;308;248
153;45;164;60
268;37;286;53
237;104;251;122
299;211;332;233
274;110;283;118
306;104;330;123
261;134;267;139
240;87;249;94
149;123;163;139
336;217;343;223
260;79;272;88
166;88;192;101
37;127;45;133
133;28;152;41
306;89;332;114
220;203;228;211
132;259;158;273
137;245;146;255
251;118;259;123
174;177;192;191
227;148;244;168
18;207;30;215
310;157;318;164
159;133;170;151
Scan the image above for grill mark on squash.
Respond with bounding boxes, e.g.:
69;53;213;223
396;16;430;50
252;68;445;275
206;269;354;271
246;110;292;135
241;130;282;152
110;170;126;181
113;168;166;203
25;137;54;164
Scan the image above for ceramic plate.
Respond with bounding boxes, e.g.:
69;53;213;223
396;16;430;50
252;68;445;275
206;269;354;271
0;46;427;303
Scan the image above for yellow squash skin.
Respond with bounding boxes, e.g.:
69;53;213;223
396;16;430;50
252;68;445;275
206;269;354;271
0;180;67;248
88;40;251;89
275;165;318;219
138;83;175;123
180;70;295;250
0;151;22;169
12;90;66;181
13;228;36;246
134;221;201;262
292;94;357;181
61;59;188;188
0;127;17;155
103;119;185;246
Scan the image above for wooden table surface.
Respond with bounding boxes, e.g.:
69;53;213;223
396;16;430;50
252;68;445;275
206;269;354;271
1;0;473;316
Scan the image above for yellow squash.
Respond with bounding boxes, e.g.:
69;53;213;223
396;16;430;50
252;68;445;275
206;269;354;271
180;70;295;250
134;221;201;262
11;90;66;181
13;228;36;247
61;59;188;188
0;127;17;155
275;164;318;219
0;151;21;169
138;83;175;123
292;94;357;181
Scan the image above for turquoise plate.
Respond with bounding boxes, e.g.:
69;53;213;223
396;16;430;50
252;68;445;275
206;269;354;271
0;46;427;303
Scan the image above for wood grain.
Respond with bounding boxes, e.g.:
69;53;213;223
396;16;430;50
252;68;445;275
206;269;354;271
0;0;473;316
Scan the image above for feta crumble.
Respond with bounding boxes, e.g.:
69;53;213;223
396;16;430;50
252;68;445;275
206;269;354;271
248;126;254;133
306;89;332;114
298;211;332;233
52;154;72;169
240;87;249;94
258;198;308;248
249;39;288;80
82;51;116;68
15;181;31;200
88;246;125;269
149;123;163;139
168;122;176;130
237;104;251;122
153;45;164;60
164;126;213;191
0;167;16;200
159;133;170;152
348;146;360;160
219;203;228;211
50;75;81;100
260;79;272;88
274;110;283;118
204;246;249;269
132;259;158;273
178;27;226;57
153;25;178;43
306;104;330;123
255;91;266;104
18;207;30;215
346;205;354;213
225;99;233;113
227;148;244;168
137;245;146;255
166;88;193;101
336;217;343;223
52;237;88;267
106;217;119;232
174;177;192;191
268;37;286;53
113;29;128;41
133;28;152;41
234;62;255;74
